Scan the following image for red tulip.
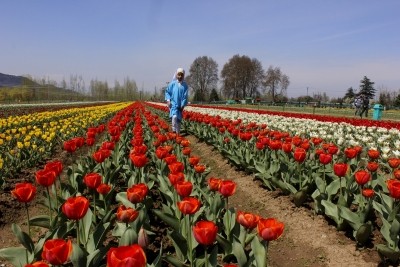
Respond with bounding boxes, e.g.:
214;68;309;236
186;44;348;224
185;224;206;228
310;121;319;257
367;149;380;160
165;171;184;185
97;183;111;195
175;180;193;198
177;197;201;215
189;156;200;166
127;183;148;204
194;164;206;173
366;162;379;172
107;244;147;267
133;144;148;155
319;153;332;165
92;149;111;163
208;177;222;191
333;163;348;177
257;218;284;241
41;239;72;265
388;158;400;169
83;172;102;189
101;141;115;150
354;170;371;186
193;220;218;246
24;261;49;267
116;205;139;224
394;169;400;180
35;169;56;187
63;140;77;153
362;188;375;198
86;138;95;146
219;180;236;197
130;154;148;168
387;179;400;199
326;144;339;155
155;147;169;159
344;148;358;159
62;196;90;220
182;147;191;156
168;162;184;174
164;154;177;165
11;182;36;203
282;142;292;153
293;148;306;163
236;211;260;230
44;160;63;176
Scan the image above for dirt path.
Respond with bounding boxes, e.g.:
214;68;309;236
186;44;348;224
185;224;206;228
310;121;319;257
187;135;382;267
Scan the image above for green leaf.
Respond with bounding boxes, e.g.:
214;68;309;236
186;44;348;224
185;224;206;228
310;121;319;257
0;247;30;267
163;254;187;267
168;230;187;261
86;222;111;253
233;236;248;266
29;215;51;229
119;227;138;246
321;200;341;226
251;237;267;267
116;192;135;208
152;209;180;232
11;223;34;253
70;242;87;267
216;233;232;254
338;206;361;231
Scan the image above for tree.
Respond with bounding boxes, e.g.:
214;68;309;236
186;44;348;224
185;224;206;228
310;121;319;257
359;76;376;99
209;88;220;102
221;54;264;99
263;66;290;102
186;56;218;102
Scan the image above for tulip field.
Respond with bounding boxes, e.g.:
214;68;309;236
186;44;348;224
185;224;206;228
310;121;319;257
1;101;400;266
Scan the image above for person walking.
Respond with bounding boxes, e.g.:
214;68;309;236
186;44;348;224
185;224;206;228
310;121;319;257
165;67;189;134
353;94;363;117
359;94;370;118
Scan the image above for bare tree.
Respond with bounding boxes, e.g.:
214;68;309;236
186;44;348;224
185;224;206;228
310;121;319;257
263;66;290;102
186;56;218;102
221;54;264;99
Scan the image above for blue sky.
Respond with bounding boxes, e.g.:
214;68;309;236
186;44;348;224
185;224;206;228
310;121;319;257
1;0;399;98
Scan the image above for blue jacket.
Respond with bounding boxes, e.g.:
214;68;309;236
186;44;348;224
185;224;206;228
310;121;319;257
165;80;188;120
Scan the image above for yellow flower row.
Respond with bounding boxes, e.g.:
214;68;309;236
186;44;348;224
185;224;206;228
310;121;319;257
0;102;132;171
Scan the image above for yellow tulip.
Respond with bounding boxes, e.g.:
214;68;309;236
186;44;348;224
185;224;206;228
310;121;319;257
17;142;24;149
24;141;30;148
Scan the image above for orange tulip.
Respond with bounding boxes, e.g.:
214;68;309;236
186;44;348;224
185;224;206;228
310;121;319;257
107;244;147;267
193;220;218;246
236;211;260;230
127;183;148;204
177;197;201;215
41;239;72;265
257;218;284;241
62;196;90;220
116;205;139;224
11;182;36;203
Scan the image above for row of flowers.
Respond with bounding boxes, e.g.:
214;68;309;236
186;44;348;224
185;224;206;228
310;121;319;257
0;102;131;185
1;102;284;267
145;102;400;264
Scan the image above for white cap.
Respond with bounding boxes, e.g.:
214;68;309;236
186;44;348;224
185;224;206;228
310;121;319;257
176;67;185;74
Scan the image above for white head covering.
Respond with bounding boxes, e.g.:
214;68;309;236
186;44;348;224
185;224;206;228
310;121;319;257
172;67;185;81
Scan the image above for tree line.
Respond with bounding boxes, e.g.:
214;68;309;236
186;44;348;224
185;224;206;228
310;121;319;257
1;54;399;108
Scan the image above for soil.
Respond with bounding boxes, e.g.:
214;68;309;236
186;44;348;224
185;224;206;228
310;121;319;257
0;134;393;267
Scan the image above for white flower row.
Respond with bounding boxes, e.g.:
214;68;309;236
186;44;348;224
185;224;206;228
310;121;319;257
150;102;400;159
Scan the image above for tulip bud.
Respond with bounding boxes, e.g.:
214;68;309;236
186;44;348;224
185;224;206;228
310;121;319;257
138;227;149;248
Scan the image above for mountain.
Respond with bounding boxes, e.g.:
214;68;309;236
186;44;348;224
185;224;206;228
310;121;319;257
0;73;23;87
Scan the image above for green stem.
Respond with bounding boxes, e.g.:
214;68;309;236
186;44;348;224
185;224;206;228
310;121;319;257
46;187;52;226
25;202;31;237
76;220;80;247
187;215;193;267
205;248;208;267
93;192;96;223
323;165;326;193
226;197;231;239
298;162;302;190
264;240;270;267
54;183;59;213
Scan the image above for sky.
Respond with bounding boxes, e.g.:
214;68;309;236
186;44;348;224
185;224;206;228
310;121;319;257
1;0;399;99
